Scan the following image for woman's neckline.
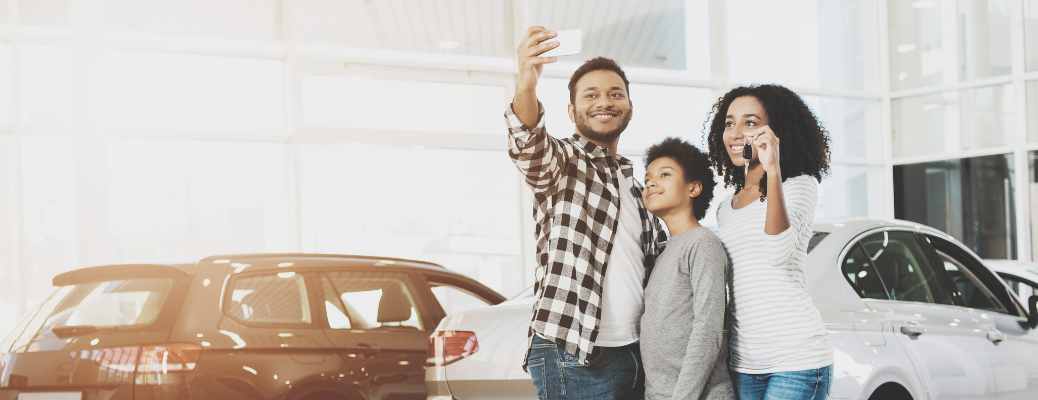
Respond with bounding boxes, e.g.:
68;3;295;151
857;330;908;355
730;191;764;211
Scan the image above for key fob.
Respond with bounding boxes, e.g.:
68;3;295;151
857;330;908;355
743;144;753;159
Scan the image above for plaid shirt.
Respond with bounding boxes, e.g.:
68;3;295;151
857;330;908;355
506;103;666;366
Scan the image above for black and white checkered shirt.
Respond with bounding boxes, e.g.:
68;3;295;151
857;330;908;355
506;103;666;367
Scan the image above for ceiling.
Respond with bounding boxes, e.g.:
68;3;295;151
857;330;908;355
25;0;687;70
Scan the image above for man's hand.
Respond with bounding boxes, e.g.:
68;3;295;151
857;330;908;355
512;27;558;128
516;27;559;92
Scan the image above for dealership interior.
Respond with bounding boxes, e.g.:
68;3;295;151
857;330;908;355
0;0;1037;342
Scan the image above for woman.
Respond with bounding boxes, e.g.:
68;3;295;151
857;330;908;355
706;85;834;400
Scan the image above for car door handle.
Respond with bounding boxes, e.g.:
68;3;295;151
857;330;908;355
987;330;1007;343
900;321;926;337
354;343;381;356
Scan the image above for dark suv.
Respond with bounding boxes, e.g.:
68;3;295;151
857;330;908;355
0;254;505;400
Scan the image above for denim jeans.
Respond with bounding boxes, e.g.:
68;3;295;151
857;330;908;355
528;335;645;400
732;364;833;400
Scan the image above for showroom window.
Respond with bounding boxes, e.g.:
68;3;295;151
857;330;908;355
895;154;1016;259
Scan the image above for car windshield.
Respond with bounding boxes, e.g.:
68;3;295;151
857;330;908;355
37;279;174;335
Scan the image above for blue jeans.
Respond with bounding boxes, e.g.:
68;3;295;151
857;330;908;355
732;364;833;400
528;335;644;400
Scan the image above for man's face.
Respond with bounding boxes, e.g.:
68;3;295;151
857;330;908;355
568;70;632;144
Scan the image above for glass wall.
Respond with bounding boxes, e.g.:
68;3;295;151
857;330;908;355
1026;0;1038;72
727;0;880;91
895;154;1017;259
888;0;1014;90
892;84;1015;157
888;0;1036;261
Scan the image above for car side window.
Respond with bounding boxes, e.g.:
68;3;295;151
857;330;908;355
998;273;1038;301
842;243;889;300
859;231;952;305
430;284;492;317
321;271;424;331
938;254;1007;314
224;272;312;325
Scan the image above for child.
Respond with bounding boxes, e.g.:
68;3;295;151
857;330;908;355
640;137;734;400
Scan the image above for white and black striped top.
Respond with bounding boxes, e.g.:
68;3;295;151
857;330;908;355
716;175;834;374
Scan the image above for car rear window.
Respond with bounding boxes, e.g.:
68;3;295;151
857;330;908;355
35;279;174;337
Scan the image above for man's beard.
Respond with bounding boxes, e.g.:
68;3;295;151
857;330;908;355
573;109;632;143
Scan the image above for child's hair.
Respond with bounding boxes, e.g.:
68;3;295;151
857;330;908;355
704;84;831;197
644;137;715;221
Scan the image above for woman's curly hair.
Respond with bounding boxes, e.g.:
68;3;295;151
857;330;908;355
644;137;715;221
704;84;831;198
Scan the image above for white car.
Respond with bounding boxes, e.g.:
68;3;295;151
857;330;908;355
426;219;1038;400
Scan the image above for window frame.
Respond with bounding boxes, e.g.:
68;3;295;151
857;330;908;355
922;234;1029;318
221;269;320;328
841;241;892;300
996;272;1038;299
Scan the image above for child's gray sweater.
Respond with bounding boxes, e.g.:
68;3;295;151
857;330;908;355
640;227;734;400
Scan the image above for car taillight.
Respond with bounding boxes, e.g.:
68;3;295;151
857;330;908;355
95;344;202;373
427;331;478;366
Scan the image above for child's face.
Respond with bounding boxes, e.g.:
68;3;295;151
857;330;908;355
643;157;701;217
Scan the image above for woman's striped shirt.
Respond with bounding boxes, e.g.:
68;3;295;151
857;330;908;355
716;175;834;374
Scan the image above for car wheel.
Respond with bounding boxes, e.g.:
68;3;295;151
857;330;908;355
869;382;912;400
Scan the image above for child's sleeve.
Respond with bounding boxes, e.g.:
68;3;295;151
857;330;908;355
671;236;729;399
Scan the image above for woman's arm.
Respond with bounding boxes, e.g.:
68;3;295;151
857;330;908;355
751;126;817;267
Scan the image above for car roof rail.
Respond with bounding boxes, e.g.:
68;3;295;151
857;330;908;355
198;253;447;270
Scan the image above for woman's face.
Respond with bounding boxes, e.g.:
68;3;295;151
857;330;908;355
722;96;769;167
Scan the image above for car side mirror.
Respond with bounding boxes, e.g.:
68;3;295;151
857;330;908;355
1029;295;1038;329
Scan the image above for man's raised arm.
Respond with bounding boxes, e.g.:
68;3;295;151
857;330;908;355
506;27;566;194
512;27;558;127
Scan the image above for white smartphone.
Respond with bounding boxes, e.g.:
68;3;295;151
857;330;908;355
539;29;582;58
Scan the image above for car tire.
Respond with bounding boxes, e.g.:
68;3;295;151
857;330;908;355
868;382;912;400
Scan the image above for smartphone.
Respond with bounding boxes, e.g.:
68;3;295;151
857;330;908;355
539;29;582;58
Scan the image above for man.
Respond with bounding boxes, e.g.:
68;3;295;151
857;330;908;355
506;26;666;400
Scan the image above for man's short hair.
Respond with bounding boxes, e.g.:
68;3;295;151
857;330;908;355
568;57;631;105
644;137;716;221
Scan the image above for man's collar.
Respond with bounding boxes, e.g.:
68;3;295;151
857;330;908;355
571;134;601;155
571;133;632;168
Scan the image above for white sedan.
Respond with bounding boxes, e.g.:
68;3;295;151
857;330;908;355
426;219;1038;400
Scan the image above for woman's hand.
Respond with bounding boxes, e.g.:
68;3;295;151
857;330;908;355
750;126;781;175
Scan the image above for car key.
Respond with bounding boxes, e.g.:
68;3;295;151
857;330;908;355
743;143;752;160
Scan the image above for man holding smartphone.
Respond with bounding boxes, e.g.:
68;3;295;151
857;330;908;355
506;26;666;400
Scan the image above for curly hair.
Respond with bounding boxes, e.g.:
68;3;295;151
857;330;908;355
568;57;630;105
704;84;831;198
644;137;715;221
